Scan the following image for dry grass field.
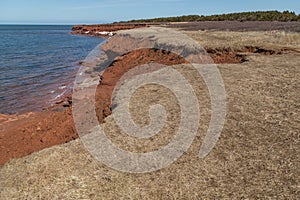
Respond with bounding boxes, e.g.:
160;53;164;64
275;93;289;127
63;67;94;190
0;30;299;199
186;30;300;49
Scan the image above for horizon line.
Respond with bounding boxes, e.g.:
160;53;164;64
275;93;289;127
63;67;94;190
1;10;299;25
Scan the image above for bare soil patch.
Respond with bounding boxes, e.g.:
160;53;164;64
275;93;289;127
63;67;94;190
207;46;298;63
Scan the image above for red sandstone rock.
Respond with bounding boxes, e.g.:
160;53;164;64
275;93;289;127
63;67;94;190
71;24;148;37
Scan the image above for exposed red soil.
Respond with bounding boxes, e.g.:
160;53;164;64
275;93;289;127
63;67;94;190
71;24;148;36
0;45;292;166
0;48;186;166
207;48;247;64
95;49;187;123
207;46;297;64
0;109;76;165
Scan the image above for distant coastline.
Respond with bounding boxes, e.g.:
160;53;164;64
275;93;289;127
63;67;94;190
71;21;300;37
68;11;300;37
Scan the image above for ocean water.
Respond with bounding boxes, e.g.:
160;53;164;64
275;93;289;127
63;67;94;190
0;25;105;114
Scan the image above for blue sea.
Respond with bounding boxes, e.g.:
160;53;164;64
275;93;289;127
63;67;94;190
0;25;105;114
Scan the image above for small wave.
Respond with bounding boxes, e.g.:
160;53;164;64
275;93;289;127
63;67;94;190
54;90;67;100
59;85;67;89
0;26;104;114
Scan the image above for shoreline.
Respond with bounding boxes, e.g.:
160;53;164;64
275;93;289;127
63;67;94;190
70;21;300;37
0;25;104;115
1;22;300;166
70;23;149;37
0;47;186;166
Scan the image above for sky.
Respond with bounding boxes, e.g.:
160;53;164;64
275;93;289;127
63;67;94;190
1;0;300;24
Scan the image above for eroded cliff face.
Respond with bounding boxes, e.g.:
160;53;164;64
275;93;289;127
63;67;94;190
0;45;255;166
2;25;296;166
0;48;185;166
71;24;149;36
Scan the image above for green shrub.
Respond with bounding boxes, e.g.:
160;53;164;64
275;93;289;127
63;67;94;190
126;11;299;23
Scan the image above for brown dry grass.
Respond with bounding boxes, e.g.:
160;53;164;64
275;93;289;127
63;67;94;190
0;31;299;199
186;30;300;50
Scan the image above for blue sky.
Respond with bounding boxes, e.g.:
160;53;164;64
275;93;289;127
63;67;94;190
1;0;300;24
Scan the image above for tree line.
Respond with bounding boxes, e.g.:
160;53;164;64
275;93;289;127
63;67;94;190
124;11;300;23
